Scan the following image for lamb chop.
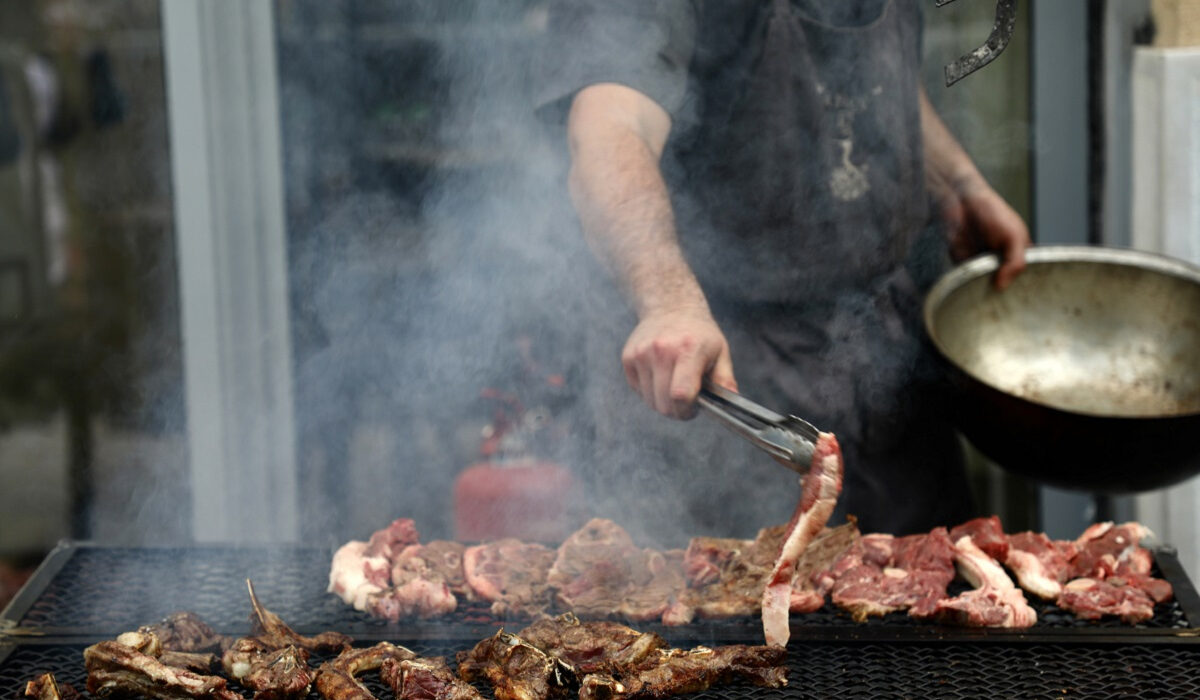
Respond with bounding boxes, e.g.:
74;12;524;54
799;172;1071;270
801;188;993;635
462;538;557;618
762;432;844;646
25;673;81;700
456;630;577;700
222;580;350;699
514;614;667;675
83;640;241;700
115;630;218;674
315;642;418;700
927;536;1036;628
576;645;788;700
380;655;484;700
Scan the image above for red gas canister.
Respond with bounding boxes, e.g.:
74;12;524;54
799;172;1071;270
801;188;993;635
453;458;575;543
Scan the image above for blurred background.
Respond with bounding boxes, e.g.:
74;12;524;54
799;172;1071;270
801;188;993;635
1;0;1197;610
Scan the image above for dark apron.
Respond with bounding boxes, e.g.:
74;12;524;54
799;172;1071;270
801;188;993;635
581;0;973;546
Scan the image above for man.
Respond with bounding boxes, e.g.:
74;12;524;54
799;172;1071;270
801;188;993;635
538;0;1029;545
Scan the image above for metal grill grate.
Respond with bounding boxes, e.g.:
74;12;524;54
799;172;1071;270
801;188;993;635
6;545;1196;639
4;642;1200;700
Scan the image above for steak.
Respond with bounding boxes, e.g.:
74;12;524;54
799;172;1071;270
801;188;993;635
463;538;557;618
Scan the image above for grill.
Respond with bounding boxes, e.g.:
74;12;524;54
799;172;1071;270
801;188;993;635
5;542;1200;698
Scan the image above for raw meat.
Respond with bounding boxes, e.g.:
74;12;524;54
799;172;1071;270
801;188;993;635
761;432;844;647
830;528;956;621
1056;577;1156;624
930;537;1036;628
949;516;1009;562
1004;532;1076;600
463;538;557;618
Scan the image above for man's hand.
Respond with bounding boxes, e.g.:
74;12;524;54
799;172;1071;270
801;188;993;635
939;181;1030;289
920;86;1030;289
621;305;736;419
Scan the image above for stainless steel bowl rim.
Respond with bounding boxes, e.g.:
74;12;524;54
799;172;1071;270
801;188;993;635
923;245;1200;420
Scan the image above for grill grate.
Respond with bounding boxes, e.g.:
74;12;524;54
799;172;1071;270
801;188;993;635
4;642;1200;700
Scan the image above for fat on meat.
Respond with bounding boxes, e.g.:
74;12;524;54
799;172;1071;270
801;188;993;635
1004;531;1076;600
949;516;1009;562
931;536;1036;628
1071;521;1154;579
761;432;843;647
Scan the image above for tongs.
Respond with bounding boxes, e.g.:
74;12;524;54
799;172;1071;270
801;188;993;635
696;380;820;475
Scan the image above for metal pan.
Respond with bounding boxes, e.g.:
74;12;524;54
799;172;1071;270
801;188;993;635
923;246;1200;493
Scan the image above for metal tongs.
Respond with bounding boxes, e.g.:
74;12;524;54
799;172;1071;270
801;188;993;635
696;380;819;475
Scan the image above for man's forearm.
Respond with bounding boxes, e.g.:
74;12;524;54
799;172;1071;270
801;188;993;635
566;85;709;320
919;86;987;199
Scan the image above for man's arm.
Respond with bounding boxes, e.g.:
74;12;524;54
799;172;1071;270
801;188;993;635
920;85;1030;289
566;82;735;419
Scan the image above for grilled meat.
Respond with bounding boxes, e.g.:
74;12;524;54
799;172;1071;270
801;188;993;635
380;656;483;700
315;642;418;700
25;673;80;700
140;612;229;654
457;630;577;700
83;640;241;700
515;614;667;675
113;630;217;673
462;538;557;618
241;647;314;700
246;579;351;653
392;540;472;599
577;645;787;700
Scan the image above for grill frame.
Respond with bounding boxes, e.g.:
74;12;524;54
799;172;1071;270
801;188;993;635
4;542;1200;698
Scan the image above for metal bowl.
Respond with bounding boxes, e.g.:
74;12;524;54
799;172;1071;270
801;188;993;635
923;246;1200;493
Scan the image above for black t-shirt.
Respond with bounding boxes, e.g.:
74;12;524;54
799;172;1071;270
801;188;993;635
538;0;927;304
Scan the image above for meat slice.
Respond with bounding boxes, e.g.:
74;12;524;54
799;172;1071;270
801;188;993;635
315;643;418;700
1004;532;1076;600
84;640;241;700
830;528;956;621
462;538;556;618
762;432;844;647
949;516;1009;562
576;645;788;700
1071;522;1154;579
381;656;484;700
547;518;639;617
929;537;1036;628
1056;577;1157;624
